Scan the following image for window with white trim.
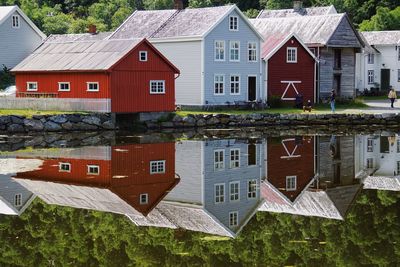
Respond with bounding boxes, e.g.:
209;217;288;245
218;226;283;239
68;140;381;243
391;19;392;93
367;138;374;152
87;82;99;92
229;16;238;31
214;149;224;170
27;82;38;91
368;70;374;84
215;41;225;61
367;53;374;64
87;165;100;175
230;41;240;61
214;75;224;95
139;51;147;61
286;176;297;191
287;47;297;63
58;82;70;91
215;183;225;203
12;15;19;28
140;193;148;204
230;148;240;168
247;179;257;198
150;80;165;94
229;181;240;201
230;75;240;95
367;158;373;168
14;194;22;207
229;211;238;226
59;162;71;172
248;42;257;62
150;160;165;174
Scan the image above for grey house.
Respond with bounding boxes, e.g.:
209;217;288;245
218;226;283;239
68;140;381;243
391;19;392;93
0;6;45;69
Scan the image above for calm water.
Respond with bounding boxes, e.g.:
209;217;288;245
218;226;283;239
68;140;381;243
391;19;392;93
0;132;399;266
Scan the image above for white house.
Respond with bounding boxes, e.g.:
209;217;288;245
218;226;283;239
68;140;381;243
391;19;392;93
0;6;45;69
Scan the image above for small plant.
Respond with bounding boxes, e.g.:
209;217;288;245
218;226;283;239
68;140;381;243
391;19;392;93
267;95;283;108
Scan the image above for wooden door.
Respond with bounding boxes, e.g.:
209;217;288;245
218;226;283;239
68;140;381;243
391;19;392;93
248;76;256;101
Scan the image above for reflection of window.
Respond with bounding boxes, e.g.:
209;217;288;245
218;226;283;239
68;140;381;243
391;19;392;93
397;161;400;175
150;160;165;174
230;148;240;168
367;138;374;152
27;82;38;91
248;143;256;166
367;158;373;168
229;211;238;226
59;162;71;172
215;183;225;203
14;194;22;207
247;180;257;198
397;139;400;153
380;137;389;153
229;182;240;201
87;165;100;175
214;149;224;170
140;193;148;204
286;176;297;191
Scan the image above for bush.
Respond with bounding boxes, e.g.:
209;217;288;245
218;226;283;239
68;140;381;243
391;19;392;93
0;65;14;90
267;95;283;108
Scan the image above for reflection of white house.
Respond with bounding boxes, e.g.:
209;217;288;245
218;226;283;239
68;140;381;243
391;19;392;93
0;174;35;215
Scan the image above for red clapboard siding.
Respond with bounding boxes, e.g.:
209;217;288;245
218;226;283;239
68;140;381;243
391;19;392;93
268;37;315;103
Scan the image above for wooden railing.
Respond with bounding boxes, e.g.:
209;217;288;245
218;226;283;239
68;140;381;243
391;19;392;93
17;92;58;98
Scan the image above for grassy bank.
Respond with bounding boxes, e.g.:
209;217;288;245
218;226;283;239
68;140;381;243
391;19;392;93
0;109;81;118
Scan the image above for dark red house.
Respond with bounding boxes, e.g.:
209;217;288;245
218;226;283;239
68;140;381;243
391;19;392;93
12;38;180;113
262;33;317;103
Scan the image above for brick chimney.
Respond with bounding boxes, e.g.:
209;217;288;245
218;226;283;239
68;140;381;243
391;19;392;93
88;24;97;35
293;1;303;11
174;0;183;10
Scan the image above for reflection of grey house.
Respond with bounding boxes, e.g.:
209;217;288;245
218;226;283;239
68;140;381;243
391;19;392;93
0;174;35;215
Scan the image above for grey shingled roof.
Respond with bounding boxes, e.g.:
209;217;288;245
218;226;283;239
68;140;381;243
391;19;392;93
12;38;141;72
45;32;112;43
361;31;400;46
257;5;336;18
363;176;400;191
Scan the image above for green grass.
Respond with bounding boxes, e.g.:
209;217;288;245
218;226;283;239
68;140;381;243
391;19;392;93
0;109;81;118
359;95;388;100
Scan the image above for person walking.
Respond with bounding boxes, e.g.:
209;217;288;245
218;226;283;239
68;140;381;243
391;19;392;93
330;90;336;113
388;86;397;108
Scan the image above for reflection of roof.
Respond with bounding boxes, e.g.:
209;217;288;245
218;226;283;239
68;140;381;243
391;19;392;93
326;184;361;217
363;176;400;191
361;31;400;46
257;5;337;18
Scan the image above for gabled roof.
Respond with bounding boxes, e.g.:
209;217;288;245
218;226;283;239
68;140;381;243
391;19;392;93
109;5;263;41
0;6;46;39
257;5;337;18
361;31;400;46
44;32;111;43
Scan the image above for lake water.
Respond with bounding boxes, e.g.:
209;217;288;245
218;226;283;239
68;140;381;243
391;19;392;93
0;131;399;266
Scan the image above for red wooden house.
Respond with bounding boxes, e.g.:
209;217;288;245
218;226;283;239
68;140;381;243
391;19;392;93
12;38;180;113
262;33;317;103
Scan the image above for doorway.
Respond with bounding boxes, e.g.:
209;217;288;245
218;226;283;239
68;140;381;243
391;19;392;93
333;74;341;96
248;76;256;101
381;69;390;91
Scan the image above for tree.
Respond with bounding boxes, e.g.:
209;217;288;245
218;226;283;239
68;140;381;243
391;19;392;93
359;6;400;31
42;13;73;34
188;0;213;8
244;8;259;18
143;0;173;10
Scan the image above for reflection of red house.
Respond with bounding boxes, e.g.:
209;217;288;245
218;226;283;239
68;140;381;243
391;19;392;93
16;143;178;215
266;136;315;202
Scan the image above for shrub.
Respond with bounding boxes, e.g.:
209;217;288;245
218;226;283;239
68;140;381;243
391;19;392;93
267;95;283;108
0;65;14;90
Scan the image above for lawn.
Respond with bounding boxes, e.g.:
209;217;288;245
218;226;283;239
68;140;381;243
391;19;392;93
0;109;81;118
358;95;388;100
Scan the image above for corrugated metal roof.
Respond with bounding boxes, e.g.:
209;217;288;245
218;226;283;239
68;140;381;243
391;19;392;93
361;31;400;46
363;176;400;191
257;5;336;18
261;34;287;59
45;32;111;43
12;39;142;72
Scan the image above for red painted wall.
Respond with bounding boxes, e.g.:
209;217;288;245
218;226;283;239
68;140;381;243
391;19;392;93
268;37;315;103
267;136;315;202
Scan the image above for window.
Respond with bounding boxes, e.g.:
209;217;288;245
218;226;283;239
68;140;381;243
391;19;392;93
247;179;257;198
12;15;19;28
397;161;400;175
87;82;99;92
230;148;240;168
214;149;225;170
150;80;165;94
26;82;38;91
214;75;224;95
14;194;22;207
229;211;238;226
286;176;297;191
59;162;71;172
367;53;374;64
229;182;240;201
248;42;257;62
58;82;70;91
367;138;374;152
334;49;341;69
367;158;373;168
398;69;400;82
368;70;374;84
229;16;238;31
230;75;240;95
140;193;148;204
230;41;240;62
287;47;297;63
150;160;165;174
215;41;225;61
87;165;100;175
215;183;225;203
139;51;147;61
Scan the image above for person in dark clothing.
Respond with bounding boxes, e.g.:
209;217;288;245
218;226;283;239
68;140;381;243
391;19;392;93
295;93;303;109
303;100;312;112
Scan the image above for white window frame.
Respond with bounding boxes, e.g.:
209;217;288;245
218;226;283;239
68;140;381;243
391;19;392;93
59;162;71;173
214;40;225;61
286;176;297;191
229;211;238;227
139;51;148;62
229;41;240;62
367;53;374;64
214;183;225;203
14;194;22;207
150;160;165;174
229;181;240;202
214;149;225;170
248;42;257;62
287;47;297;63
12;15;20;28
230;75;240;95
368;70;374;84
229;148;240;168
367;138;374;152
247;179;257;199
26;82;38;91
214;74;225;95
58;82;70;92
150;80;165;94
367;158;374;169
229;16;238;31
87;165;100;175
87;82;99;92
139;193;148;204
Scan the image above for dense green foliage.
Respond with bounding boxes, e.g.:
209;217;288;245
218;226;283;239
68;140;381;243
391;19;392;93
0;65;14;90
0;189;399;266
0;0;398;34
